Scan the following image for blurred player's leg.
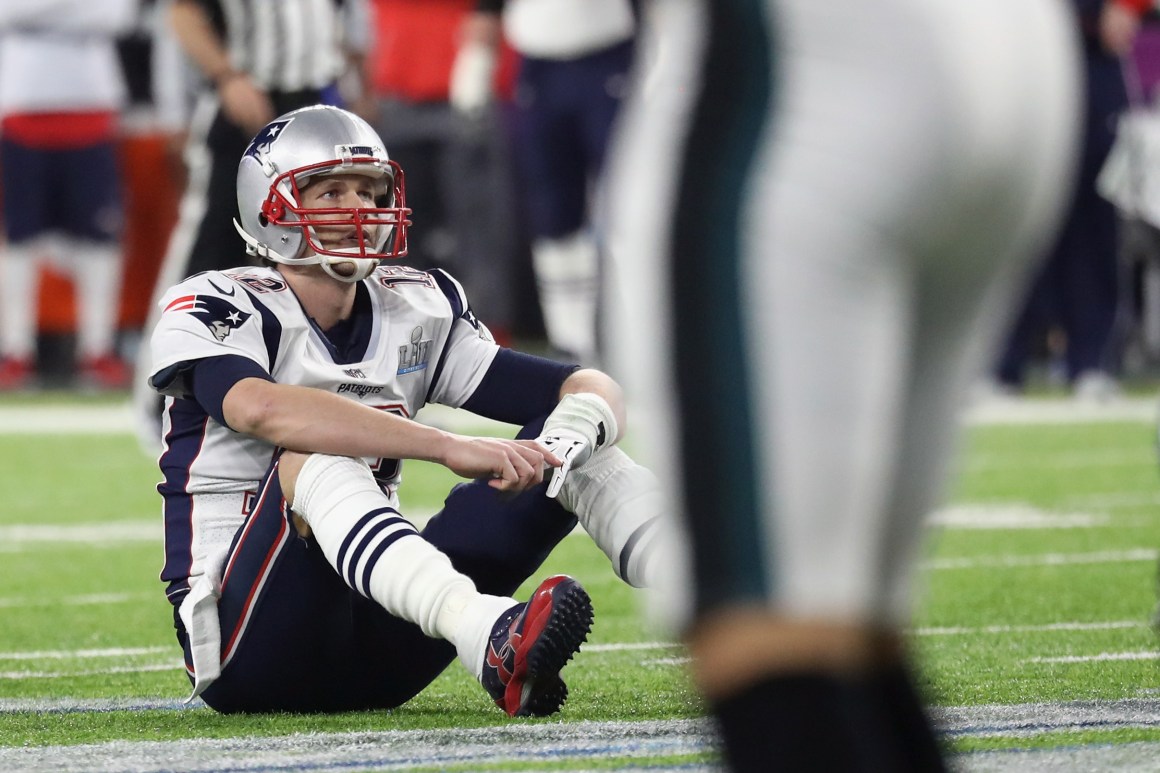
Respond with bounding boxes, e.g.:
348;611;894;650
0;136;49;389
511;58;603;364
606;0;1079;769
60;140;128;388
555;446;667;588
532;230;600;363
0;238;41;388
67;237;127;387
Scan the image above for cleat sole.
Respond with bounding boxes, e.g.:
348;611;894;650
512;583;594;717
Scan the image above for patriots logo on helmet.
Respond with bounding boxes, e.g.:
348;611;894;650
335;143;380;159
244;119;293;162
164;294;252;342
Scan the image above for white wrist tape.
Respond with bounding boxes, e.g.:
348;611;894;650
538;393;619;498
543;392;619;453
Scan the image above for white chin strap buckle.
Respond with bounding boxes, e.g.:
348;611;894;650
321;254;378;283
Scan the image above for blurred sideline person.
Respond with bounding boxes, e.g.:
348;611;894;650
116;0;190;365
995;0;1153;400
0;0;137;390
146;105;667;714
132;0;369;449
455;0;637;364
605;0;1081;770
364;0;520;345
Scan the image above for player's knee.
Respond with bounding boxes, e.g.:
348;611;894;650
278;453;381;538
277;451;311;509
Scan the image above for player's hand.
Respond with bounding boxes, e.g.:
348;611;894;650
1100;1;1141;57
536;393;619;499
219;74;275;135
450;12;500;117
448;40;497;116
443;436;561;493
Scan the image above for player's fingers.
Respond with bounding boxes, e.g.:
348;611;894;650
507;446;542;487
512;440;555;472
525;452;547;485
518;438;562;467
487;455;519;490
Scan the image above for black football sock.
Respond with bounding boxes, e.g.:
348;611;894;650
870;663;949;773
710;672;904;772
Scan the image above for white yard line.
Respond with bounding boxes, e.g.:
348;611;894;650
0;646;170;661
935;698;1160;736
921;548;1159;571
584;641;679;653
915;620;1144;636
0;592;151;608
2;701;1160;772
0;697;200;713
928;505;1115;530
963;396;1159;425
0;663;182;680
0;403;138;434
0;395;1155;437
964;450;1154;472
0;402;515;436
1027;651;1160;664
0;521;159;543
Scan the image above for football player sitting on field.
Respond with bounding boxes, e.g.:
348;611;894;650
146;104;666;715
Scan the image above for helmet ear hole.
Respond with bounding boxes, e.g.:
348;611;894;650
258;213;269;227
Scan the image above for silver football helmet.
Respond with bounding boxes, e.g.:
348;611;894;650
234;105;410;283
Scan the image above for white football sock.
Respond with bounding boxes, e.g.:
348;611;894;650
0;241;41;359
556;446;669;588
532;231;599;363
291;454;516;677
66;239;123;359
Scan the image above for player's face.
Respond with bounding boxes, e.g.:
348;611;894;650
298;173;382;253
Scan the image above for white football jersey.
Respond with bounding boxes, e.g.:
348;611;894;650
149;264;499;600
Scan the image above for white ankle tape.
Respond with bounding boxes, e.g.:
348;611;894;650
447;592;521;680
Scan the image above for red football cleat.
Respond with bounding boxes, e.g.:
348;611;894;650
481;575;593;717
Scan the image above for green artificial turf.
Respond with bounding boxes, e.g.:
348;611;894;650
4;397;1160;767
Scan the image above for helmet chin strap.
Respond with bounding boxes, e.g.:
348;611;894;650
320;250;379;283
233;219;379;282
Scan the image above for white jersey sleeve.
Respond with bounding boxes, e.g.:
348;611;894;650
424;269;501;408
149;272;273;398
